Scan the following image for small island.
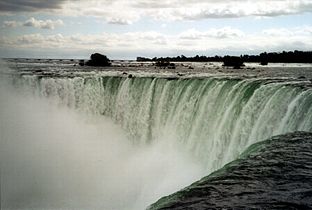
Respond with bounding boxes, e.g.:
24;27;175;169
80;53;111;67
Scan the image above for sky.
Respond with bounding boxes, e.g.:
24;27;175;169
0;0;311;59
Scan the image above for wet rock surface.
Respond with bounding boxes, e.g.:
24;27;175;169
148;132;312;210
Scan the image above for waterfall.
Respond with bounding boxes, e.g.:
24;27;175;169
16;75;312;171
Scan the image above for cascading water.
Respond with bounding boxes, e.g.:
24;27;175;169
2;60;312;209
16;75;312;170
1;74;205;210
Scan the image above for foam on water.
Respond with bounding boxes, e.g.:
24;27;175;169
16;75;312;169
1;60;312;209
0;64;205;210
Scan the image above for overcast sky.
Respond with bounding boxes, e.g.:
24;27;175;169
0;0;311;59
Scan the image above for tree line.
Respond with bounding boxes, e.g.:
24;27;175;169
137;50;312;64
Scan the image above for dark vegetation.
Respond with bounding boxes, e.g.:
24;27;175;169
223;56;245;68
77;51;310;69
137;50;312;64
80;53;111;66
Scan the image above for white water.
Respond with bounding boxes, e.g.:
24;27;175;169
0;70;205;209
1;61;312;209
16;76;312;168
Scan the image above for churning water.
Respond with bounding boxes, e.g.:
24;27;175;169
0;61;205;210
1;59;312;209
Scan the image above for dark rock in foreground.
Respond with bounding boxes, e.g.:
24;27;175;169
85;53;111;66
148;132;312;210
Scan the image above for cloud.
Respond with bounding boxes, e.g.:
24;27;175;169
3;20;20;27
143;0;312;21
179;27;245;40
0;31;168;52
82;0;312;23
23;17;64;29
63;1;141;25
106;17;134;25
2;17;64;29
262;26;312;36
1;0;311;24
0;0;66;12
262;28;295;36
1;26;311;57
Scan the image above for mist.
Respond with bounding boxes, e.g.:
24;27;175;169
0;70;205;209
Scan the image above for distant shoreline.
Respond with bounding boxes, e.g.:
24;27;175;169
2;50;312;64
137;50;312;64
